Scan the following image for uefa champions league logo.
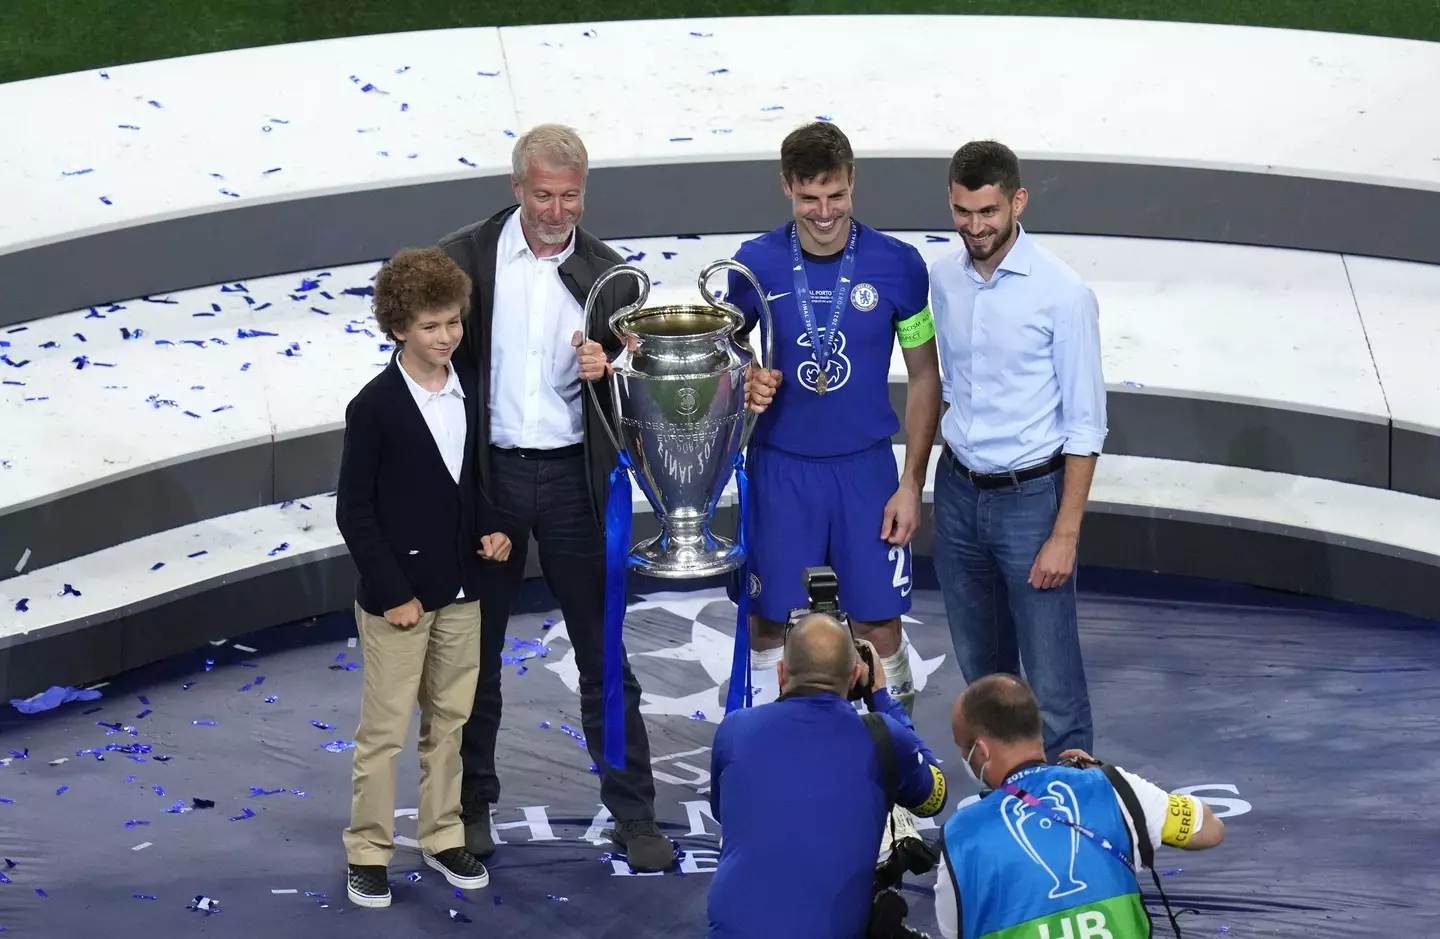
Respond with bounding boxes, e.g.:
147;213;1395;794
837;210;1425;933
1001;780;1089;899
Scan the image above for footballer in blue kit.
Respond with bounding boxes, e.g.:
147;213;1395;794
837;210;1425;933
725;122;942;716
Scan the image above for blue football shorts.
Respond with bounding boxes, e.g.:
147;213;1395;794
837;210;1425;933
738;441;913;624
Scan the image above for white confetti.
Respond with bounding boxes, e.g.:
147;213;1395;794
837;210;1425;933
347;637;357;648
233;644;257;653
271;888;298;894
14;548;31;573
131;842;152;851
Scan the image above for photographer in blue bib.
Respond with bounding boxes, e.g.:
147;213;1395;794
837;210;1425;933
934;675;1225;939
708;568;948;939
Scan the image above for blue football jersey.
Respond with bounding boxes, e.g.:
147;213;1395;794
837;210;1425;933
725;221;931;458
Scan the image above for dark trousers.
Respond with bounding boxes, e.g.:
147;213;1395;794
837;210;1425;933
459;446;657;823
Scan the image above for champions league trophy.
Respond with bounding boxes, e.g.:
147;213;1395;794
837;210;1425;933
582;259;774;769
582;259;774;579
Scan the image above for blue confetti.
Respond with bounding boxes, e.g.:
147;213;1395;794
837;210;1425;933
59;583;81;597
62;168;95;176
120;327;142;340
56;785;69;795
400;103;409;112
458;157;476;167
267;542;290;556
125;820;149;828
395;65;411;73
689;710;707;720
925;234;950;243
212;405;233;413
0;797;14;804
709;68;729;75
670;137;693;142
164;800;186;814
100;196;113;205
450;911;473;923
118;124;140;130
265;695;278;703
662;251;679;260
192;720;217;727
271;118;289;124
253;676;265;685
263;167;282;175
310;720;335;730
142;295;178;305
153;786;165;796
219;189;240;198
239;684;252;692
407;872;422;882
35;889;48;898
148;99;163;109
229;808;256;822
136;709;151;719
1124;380;1145;388
310;307;330;316
690;31;712;37
133;894;157;900
322;740;356;753
249;787;285;797
477;71;500;77
100;70;109;78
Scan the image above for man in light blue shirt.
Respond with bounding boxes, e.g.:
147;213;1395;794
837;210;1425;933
927;139;1107;760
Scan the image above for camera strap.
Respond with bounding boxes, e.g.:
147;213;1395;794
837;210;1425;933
861;712;898;806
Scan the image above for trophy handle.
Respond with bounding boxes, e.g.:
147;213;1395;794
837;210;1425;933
699;258;774;453
581;263;651;455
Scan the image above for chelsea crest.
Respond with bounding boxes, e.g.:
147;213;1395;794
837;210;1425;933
849;282;879;312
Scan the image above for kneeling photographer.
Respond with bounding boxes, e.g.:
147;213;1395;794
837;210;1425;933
935;675;1226;939
707;569;949;939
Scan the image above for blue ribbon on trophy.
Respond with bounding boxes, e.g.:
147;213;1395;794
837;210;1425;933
584;259;775;771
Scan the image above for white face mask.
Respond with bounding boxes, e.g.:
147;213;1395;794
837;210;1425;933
963;741;990;787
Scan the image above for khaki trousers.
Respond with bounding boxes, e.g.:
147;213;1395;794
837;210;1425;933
342;599;480;866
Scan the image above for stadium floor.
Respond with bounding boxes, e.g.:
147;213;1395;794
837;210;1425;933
1;564;1436;937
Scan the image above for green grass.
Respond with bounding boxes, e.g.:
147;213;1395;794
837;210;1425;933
2;0;1436;85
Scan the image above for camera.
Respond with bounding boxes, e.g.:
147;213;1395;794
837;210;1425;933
868;833;939;939
787;566;876;706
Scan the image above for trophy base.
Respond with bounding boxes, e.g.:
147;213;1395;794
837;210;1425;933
629;531;747;580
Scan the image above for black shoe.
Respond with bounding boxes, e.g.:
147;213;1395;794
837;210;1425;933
612;819;675;873
464;818;495;858
347;864;390;908
423;847;490;890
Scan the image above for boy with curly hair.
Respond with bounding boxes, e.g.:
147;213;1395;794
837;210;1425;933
335;246;512;908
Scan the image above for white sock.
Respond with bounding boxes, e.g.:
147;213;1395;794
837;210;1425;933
748;646;783;705
750;646;782;671
881;639;914;700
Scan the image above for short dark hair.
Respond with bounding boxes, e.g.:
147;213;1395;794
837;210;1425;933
948;140;1022;197
372;247;472;341
962;674;1043;744
780;121;854;184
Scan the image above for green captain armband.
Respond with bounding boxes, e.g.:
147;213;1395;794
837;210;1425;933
895;306;936;348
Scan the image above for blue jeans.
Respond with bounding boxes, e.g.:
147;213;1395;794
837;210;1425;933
931;449;1093;759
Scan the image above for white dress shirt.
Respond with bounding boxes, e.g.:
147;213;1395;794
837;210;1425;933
929;226;1108;474
489;210;586;449
398;353;467;598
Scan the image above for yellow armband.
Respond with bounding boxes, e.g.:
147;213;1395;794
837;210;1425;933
911;763;948;818
1161;794;1201;847
895;306;936;349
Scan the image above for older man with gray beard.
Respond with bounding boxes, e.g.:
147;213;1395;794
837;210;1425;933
438;123;673;873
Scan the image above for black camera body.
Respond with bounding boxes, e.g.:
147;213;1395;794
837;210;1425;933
786;566;875;705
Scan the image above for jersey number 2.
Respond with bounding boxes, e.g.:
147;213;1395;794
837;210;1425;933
889;545;911;597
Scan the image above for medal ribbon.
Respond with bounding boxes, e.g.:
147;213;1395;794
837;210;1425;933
789;220;859;392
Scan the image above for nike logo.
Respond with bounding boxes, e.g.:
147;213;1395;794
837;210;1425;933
765;291;791;301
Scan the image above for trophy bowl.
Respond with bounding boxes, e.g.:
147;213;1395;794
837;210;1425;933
584;260;774;580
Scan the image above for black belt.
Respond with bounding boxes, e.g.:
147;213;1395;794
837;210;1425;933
490;443;583;461
946;449;1064;489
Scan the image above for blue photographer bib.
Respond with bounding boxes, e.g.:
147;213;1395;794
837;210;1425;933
725;222;932;458
940;764;1151;939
